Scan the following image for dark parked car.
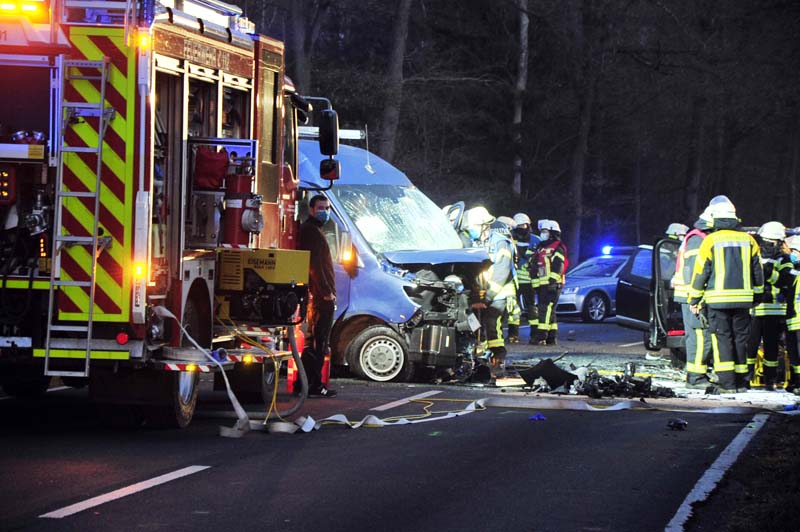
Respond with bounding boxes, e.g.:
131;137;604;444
556;247;637;322
615;241;686;362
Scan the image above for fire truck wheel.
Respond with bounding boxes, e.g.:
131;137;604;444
0;375;51;398
346;325;414;383
144;371;199;429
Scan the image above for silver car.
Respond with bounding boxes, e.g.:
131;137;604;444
555;250;635;322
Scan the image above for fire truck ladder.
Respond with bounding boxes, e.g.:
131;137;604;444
44;57;115;378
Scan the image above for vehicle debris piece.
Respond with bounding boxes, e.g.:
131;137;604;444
518;358;579;389
667;418;689;431
575;367;677;399
529;413;547;421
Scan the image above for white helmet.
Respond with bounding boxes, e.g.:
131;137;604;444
698;206;714;223
706;195;737;219
513;213;531;226
542;219;561;233
666;223;689;237
496;216;517;229
757;221;786;241
785;235;800;252
463;206;495;229
537;219;549;230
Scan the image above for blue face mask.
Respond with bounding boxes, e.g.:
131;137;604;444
467;228;480;240
314;210;330;224
791;252;800;265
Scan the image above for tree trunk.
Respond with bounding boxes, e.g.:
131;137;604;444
511;0;529;196
635;139;642;244
683;94;706;220
378;0;413;162
289;2;311;93
789;114;799;226
567;63;597;265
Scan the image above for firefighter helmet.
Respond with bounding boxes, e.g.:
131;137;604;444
496;216;517;229
665;223;689;238
542;219;561;233
706;195;737;219
537;219;549;230
513;213;531;226
463;206;495;229
785;235;800;252
757;221;786;241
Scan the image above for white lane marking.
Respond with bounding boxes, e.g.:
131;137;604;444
665;413;769;531
39;465;211;519
618;341;641;348
370;390;442;412
0;385;71;401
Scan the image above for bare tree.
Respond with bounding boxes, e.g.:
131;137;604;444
512;0;530;196
378;0;413;162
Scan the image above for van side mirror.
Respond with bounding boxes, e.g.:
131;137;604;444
320;158;340;181
318;109;339;156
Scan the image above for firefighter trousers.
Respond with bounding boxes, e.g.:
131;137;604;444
518;282;538;328
784;330;800;389
482;299;507;363
535;285;561;343
707;307;751;389
682;304;713;384
507;295;521;340
748;315;782;384
301;298;335;392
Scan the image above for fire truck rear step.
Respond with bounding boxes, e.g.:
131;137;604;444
44;57;113;379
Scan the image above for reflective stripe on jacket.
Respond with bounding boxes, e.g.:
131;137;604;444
672;229;706;303
754;254;793;316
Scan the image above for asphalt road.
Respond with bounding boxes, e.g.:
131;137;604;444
0;321;763;532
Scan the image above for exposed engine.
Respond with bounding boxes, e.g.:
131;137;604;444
401;265;483;382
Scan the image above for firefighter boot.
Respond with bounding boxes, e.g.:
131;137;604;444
545;331;557;346
507;324;520;344
787;372;800;394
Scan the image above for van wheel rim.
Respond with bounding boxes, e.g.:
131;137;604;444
588;296;606;320
360;336;404;381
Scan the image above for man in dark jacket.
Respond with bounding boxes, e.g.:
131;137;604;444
298;194;337;398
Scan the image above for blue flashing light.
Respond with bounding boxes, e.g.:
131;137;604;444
601;245;613;256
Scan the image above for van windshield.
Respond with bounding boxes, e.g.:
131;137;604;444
331;185;464;253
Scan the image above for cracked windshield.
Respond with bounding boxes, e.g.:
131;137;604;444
331;185;463;253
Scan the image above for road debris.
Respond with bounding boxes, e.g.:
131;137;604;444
667;418;689;430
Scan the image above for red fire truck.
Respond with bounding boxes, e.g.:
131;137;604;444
0;0;338;426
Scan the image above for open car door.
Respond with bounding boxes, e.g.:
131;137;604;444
649;238;685;361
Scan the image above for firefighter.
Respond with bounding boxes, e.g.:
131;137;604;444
783;235;800;394
533;220;568;345
672;208;714;388
464;207;515;377
512;212;541;341
688;196;764;392
497;216;522;343
749;221;793;390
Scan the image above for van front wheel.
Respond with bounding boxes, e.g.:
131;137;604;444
347;325;414;382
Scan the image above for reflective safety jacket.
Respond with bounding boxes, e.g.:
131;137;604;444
514;234;540;287
534;239;568;287
785;266;800;330
482;231;516;302
688;227;764;309
673;228;707;304
753;249;793;317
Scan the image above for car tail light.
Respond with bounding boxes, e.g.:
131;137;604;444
667;330;685;336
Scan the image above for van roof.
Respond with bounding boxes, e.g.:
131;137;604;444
299;139;413;188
